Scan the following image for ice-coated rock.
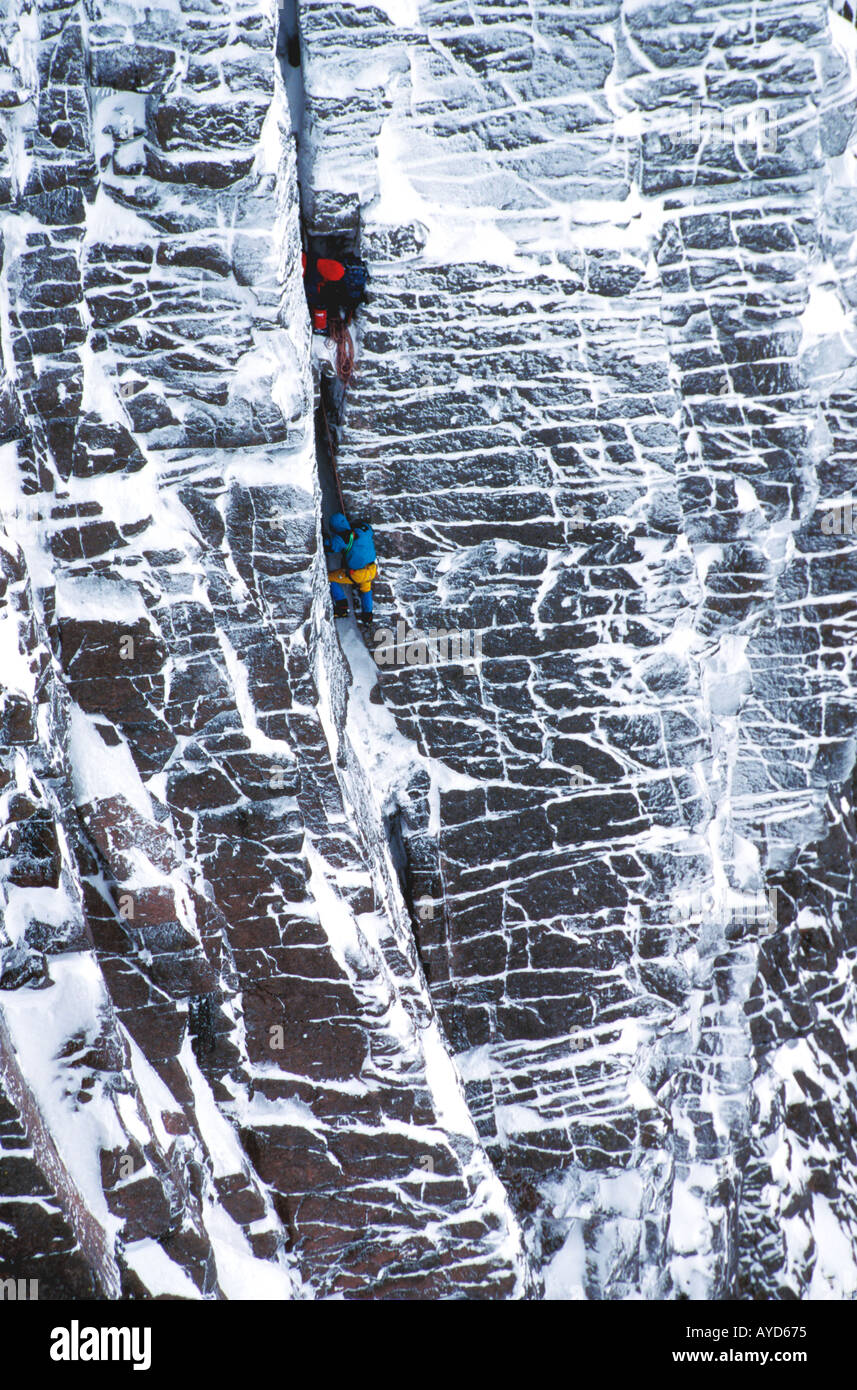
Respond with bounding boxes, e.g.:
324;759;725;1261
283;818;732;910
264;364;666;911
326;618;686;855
0;0;856;1301
298;0;857;1298
0;0;525;1298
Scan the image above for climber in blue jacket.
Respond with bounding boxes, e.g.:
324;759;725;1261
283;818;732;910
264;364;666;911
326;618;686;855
325;512;376;624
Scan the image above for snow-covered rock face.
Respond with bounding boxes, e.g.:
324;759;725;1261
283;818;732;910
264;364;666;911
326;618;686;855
0;0;524;1298
0;0;856;1302
298;0;857;1298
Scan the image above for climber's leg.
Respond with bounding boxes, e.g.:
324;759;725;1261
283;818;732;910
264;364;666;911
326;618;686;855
357;581;373;616
329;576;350;618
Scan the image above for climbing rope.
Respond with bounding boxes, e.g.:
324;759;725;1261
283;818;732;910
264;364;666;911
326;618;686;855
327;318;356;389
319;385;348;516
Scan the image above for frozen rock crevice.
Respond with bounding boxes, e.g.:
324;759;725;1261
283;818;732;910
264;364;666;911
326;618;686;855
2;0;857;1301
0;0;526;1297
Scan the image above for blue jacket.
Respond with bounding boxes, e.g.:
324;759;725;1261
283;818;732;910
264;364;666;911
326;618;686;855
326;518;376;570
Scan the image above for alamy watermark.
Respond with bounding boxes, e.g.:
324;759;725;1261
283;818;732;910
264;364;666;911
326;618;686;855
651;101;778;157
669;885;779;934
0;1277;38;1300
817;496;857;535
373;621;482;667
50;1321;151;1371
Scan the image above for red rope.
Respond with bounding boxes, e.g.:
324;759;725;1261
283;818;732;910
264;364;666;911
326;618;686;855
328;319;355;388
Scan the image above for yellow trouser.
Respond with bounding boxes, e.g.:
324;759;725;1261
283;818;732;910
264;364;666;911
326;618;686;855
328;561;377;593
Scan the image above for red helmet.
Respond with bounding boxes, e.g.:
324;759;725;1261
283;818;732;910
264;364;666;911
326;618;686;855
317;257;345;282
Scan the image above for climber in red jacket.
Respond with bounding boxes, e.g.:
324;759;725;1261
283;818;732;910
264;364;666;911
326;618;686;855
302;250;368;384
302;252;346;333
